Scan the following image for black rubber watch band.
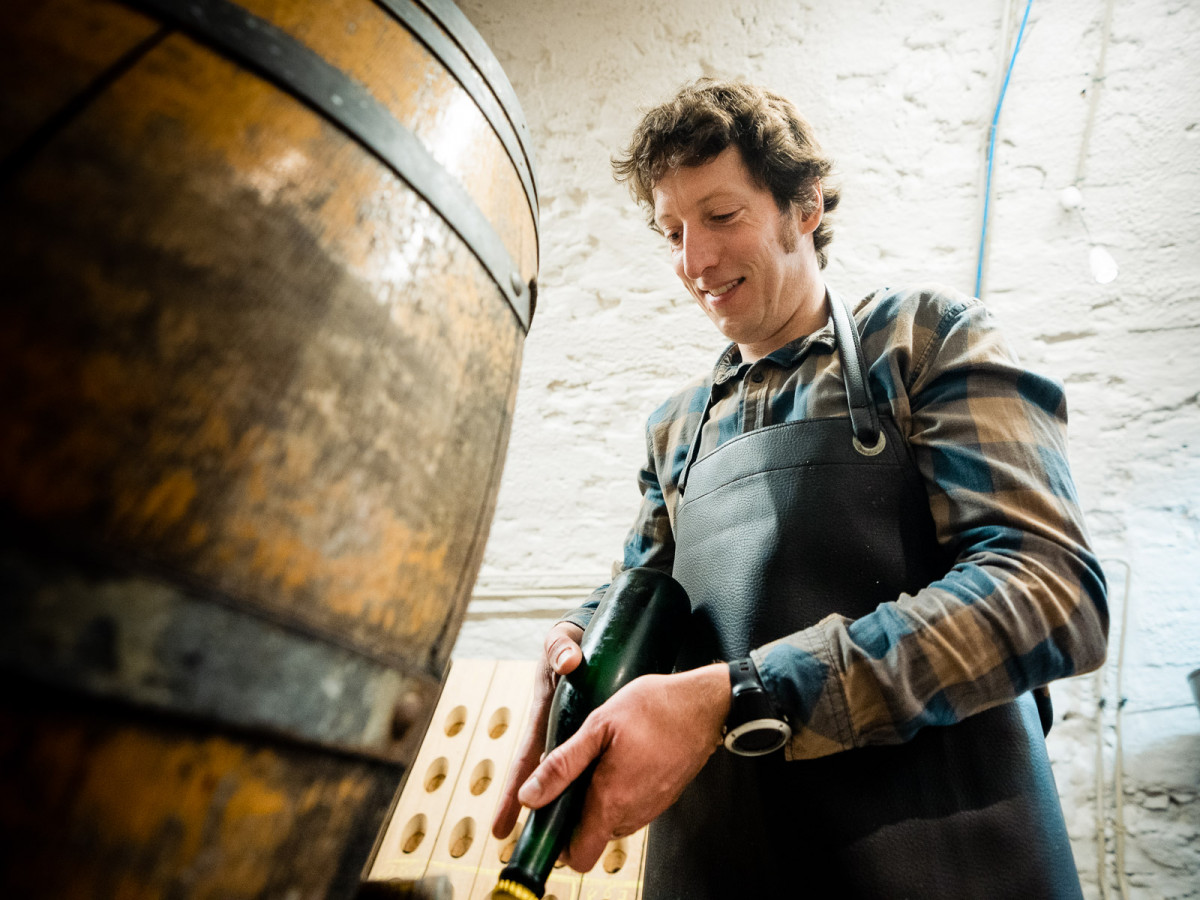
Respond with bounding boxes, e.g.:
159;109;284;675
724;658;791;756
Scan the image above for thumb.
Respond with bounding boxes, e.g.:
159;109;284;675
546;635;582;676
517;719;604;809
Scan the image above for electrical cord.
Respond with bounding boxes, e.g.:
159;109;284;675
1110;556;1133;900
975;0;1034;299
1095;656;1110;900
471;572;609;600
1074;0;1117;187
1094;557;1133;900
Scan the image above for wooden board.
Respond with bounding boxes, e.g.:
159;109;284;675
369;660;650;899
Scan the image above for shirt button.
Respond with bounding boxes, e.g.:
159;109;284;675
751;372;765;383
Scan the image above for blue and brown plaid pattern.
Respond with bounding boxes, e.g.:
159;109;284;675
564;284;1108;760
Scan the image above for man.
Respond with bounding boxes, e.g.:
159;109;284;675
492;79;1108;898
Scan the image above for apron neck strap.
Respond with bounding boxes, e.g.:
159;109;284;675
828;288;884;453
678;288;885;495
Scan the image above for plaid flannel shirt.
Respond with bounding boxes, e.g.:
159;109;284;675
564;284;1108;761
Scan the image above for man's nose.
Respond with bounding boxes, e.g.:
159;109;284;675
680;228;718;280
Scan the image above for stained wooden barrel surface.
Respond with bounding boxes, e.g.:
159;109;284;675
0;0;537;896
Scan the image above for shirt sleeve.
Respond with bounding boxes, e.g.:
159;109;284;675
750;297;1109;761
558;421;678;633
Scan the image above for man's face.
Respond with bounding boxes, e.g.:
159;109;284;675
652;147;822;361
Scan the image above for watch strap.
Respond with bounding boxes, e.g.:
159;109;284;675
728;658;775;719
724;658;791;756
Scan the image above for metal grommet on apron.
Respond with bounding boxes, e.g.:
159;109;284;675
851;431;886;456
644;290;1083;900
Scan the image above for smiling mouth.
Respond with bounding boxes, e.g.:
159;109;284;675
703;278;744;299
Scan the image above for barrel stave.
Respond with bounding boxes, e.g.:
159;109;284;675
0;1;536;895
0;681;399;900
231;0;538;279
0;29;524;671
0;0;160;161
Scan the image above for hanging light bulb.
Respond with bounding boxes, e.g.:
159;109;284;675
1089;245;1119;284
1059;186;1118;285
1059;186;1083;210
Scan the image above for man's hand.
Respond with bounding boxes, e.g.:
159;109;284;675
491;621;585;841
515;662;731;872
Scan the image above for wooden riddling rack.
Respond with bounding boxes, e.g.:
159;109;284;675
369;659;647;900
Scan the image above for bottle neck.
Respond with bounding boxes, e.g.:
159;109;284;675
491;877;541;900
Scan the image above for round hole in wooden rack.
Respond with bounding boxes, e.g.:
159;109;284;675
400;814;427;854
603;843;628;874
499;821;520;863
447;816;475;859
444;705;468;737
487;706;510;739
499;837;516;864
469;758;494;796
424;757;448;793
545;895;559;900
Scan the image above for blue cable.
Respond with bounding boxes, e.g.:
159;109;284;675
975;0;1034;298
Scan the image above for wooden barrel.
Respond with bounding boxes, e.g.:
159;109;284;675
0;0;537;896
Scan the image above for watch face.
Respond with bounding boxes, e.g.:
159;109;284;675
731;726;787;755
725;717;791;756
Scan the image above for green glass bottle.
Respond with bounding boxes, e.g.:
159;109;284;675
491;567;690;900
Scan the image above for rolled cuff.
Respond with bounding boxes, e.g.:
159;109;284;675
751;619;855;761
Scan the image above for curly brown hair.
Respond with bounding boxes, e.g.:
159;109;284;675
612;79;840;268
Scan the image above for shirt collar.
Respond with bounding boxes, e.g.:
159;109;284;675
710;314;837;385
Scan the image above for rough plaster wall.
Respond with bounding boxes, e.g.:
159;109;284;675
451;1;1200;896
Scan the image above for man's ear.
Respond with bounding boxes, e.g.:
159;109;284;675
797;180;823;236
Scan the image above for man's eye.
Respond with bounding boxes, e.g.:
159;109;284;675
712;212;735;223
665;231;681;244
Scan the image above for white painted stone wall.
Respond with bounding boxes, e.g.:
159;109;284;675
451;1;1200;896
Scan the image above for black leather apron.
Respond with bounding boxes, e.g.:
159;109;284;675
643;293;1082;899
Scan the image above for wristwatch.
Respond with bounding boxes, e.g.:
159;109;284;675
723;657;791;756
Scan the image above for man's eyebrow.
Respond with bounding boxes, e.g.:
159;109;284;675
695;189;741;206
651;207;678;230
654;190;742;226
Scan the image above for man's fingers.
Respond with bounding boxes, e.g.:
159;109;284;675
491;741;530;837
566;825;609;874
544;625;583;676
517;720;604;809
565;788;617;873
493;622;584;838
491;788;520;840
492;684;554;838
550;641;580;674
